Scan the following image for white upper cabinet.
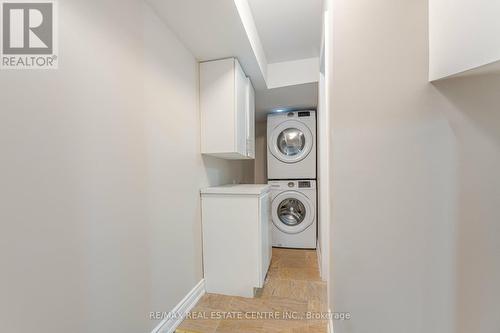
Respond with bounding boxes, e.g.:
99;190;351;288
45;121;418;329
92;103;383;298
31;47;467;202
429;0;500;81
200;58;255;160
246;77;255;159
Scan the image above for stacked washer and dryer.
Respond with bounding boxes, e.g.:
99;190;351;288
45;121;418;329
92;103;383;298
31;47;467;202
267;111;317;249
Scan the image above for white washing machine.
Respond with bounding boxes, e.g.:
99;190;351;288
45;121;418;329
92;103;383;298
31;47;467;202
269;180;316;249
267;110;316;180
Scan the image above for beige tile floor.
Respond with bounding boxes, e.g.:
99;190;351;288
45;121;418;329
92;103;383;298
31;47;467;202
176;248;328;333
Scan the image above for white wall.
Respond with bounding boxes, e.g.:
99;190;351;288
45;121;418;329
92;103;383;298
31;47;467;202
318;77;332;282
330;0;500;332
0;1;251;332
330;0;457;332
143;2;253;326
317;0;332;284
429;0;500;80
266;57;320;89
254;121;267;183
433;74;500;333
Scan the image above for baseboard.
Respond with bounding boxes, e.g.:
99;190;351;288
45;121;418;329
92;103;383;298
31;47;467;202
151;279;206;333
328;308;334;333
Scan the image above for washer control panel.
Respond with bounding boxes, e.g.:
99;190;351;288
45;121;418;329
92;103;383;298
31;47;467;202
298;181;311;188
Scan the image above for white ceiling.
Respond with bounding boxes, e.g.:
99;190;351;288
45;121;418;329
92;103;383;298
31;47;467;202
147;0;267;89
247;0;324;63
439;59;500;81
148;0;323;119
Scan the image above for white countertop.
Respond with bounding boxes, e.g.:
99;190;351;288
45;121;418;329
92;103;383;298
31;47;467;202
200;184;270;195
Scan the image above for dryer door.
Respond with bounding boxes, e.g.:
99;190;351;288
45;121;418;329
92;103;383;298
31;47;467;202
268;120;313;163
272;191;314;234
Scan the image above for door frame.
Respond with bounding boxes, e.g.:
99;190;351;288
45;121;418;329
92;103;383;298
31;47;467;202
317;0;333;314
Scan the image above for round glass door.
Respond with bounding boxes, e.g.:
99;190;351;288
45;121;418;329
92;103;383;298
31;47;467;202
269;120;313;163
277;128;305;157
271;191;313;234
278;198;306;226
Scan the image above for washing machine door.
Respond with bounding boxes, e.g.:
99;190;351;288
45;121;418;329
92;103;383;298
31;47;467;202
268;120;313;163
272;191;314;234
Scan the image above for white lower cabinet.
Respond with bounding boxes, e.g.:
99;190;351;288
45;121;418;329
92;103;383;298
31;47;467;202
200;184;272;297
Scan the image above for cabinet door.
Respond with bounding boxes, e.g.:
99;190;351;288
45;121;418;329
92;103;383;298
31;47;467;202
199;58;250;159
200;58;236;155
234;59;248;157
246;77;255;159
259;192;271;286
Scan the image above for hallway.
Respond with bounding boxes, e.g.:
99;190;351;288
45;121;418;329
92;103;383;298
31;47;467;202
176;248;328;333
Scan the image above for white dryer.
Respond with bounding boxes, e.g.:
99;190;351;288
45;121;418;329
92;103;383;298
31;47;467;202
267;111;316;180
269;180;316;249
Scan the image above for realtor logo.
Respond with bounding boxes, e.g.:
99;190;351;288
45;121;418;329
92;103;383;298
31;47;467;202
1;0;58;69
